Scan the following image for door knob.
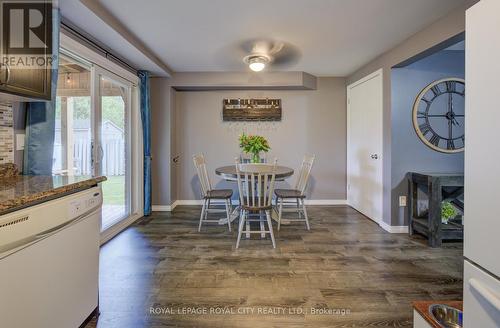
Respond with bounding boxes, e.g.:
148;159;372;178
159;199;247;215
371;154;379;159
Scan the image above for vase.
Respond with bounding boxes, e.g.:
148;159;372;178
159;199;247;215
239;152;266;163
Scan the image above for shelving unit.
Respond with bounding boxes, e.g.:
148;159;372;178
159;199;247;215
407;172;464;247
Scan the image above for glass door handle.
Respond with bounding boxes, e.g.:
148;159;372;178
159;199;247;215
91;141;95;169
98;144;104;161
90;142;104;169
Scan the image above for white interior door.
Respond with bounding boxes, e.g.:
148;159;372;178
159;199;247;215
347;69;384;224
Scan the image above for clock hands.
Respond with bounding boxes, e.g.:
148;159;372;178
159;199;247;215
448;92;454;140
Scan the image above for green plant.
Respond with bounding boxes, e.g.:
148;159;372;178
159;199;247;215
441;202;457;224
238;133;271;163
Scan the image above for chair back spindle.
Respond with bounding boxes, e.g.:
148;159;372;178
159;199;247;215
193;154;212;197
295;155;315;195
235;159;277;209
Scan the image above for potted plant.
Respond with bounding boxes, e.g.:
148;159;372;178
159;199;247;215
238;133;271;163
441;201;458;224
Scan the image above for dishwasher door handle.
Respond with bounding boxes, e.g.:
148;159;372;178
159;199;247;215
0;208;99;258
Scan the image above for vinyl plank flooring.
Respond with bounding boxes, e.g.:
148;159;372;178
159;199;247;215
84;205;462;328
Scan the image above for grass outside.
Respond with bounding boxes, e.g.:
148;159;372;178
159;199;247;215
102;175;125;205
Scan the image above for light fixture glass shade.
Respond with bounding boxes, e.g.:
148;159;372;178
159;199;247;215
249;61;265;72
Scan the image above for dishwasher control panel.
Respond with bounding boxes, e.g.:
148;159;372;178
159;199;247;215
68;190;102;219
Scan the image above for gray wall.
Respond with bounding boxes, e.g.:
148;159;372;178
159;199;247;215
391;50;464;226
151;77;174;206
159;77;346;203
347;0;476;226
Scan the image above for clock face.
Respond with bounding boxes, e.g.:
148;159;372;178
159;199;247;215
412;78;465;153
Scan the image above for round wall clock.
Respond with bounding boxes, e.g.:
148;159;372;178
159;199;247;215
412;77;465;153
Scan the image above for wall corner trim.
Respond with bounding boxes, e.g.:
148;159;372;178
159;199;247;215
379;221;409;234
152;201;179;212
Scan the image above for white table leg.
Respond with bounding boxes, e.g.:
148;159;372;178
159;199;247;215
218;205;240;225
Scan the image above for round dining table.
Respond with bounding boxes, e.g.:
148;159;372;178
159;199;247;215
215;165;294;181
215;165;294;237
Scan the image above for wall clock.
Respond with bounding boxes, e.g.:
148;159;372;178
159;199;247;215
412;77;465;153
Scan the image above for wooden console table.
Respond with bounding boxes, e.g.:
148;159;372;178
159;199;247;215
406;172;464;247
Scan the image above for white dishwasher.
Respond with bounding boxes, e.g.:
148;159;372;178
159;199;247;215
0;186;102;328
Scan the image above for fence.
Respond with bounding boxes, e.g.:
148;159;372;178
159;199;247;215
53;137;125;176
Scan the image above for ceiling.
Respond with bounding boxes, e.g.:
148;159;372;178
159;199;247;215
62;0;467;77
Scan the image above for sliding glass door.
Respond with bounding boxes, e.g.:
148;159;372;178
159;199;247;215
95;69;132;231
54;54;92;176
55;50;133;233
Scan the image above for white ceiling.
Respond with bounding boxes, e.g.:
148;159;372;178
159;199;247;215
60;0;169;76
62;0;467;76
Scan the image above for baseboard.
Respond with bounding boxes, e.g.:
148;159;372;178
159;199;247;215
152;200;179;212
345;203;409;234
152;199;348;211
152;205;173;211
379;220;409;234
304;199;347;205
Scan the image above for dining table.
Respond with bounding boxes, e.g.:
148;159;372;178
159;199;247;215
215;165;294;238
215;165;294;182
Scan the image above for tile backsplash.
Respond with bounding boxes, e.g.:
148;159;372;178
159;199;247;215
0;104;14;164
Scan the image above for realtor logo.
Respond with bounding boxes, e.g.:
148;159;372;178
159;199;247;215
1;1;53;69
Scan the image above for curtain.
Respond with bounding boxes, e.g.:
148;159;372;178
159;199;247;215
138;70;152;216
23;7;60;175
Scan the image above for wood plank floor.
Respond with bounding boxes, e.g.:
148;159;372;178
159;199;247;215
85;205;463;328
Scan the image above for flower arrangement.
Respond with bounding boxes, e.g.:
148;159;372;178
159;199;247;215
238;133;271;163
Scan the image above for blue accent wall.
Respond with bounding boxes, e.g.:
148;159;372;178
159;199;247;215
391;49;464;226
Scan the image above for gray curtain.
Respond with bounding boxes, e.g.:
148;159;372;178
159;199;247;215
23;8;60;175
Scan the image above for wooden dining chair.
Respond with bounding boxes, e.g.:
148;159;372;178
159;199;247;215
274;155;315;231
235;159;278;249
193;154;233;232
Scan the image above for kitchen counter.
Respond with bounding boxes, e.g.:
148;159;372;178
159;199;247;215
0;174;107;216
413;300;463;328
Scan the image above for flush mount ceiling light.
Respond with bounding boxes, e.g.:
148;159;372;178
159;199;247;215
244;55;270;72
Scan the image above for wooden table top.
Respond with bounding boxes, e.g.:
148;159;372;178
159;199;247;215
215;165;294;181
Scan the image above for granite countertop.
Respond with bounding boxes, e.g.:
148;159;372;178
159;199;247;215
0;174;107;216
413;300;463;328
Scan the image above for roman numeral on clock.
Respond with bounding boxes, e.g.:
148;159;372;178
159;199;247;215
430;85;441;97
417;111;427;118
429;133;441;146
447;139;455;150
419;123;432;136
421;97;431;105
446;81;456;92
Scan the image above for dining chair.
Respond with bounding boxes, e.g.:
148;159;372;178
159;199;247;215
274;155;315;231
193;154;233;232
235;159;278;249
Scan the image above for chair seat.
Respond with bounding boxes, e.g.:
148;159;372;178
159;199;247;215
242;204;273;211
275;189;306;199
205;189;233;199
